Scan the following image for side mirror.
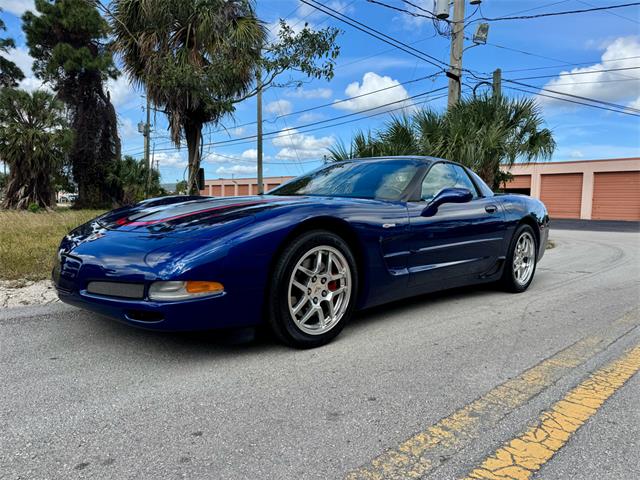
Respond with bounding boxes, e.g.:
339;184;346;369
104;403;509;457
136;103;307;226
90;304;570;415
421;188;473;217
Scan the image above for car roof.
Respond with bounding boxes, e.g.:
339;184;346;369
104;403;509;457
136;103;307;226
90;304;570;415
341;155;442;165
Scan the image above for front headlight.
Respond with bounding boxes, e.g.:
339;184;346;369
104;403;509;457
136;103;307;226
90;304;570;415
148;281;224;301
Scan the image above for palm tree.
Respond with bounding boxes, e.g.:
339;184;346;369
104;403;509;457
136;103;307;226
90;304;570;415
0;89;72;209
329;95;556;189
107;155;163;204
112;0;266;195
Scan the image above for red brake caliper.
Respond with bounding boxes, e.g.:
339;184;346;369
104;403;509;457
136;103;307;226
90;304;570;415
327;280;338;292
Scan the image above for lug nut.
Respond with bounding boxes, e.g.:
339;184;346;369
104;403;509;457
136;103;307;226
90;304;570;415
307;288;312;294
312;276;317;282
313;297;318;304
321;278;327;284
322;290;327;297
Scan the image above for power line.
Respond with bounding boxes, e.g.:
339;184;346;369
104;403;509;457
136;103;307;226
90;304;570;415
365;0;441;22
503;0;573;17
502;55;640;74
128;87;449;155
125;72;443;153
205;87;447;148
299;0;448;70
575;0;639;24
510;66;640;81
504;86;640;117
478;2;640;22
504;79;640;114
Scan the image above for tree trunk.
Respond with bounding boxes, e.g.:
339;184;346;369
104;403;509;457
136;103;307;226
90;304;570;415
66;75;122;210
1;152;56;210
184;119;203;196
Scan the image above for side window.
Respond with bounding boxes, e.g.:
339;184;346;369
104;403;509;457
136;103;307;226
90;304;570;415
451;165;479;198
421;163;458;201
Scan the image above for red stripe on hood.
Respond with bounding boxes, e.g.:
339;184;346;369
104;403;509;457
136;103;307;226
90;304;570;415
117;200;269;227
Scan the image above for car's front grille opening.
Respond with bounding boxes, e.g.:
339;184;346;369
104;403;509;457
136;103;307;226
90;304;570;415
125;310;164;322
87;281;145;299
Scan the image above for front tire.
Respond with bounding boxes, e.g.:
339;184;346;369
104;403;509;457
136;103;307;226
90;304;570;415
501;224;538;293
268;230;358;348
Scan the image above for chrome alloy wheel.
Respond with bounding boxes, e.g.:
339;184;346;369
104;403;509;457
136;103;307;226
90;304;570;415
513;231;535;285
288;245;352;335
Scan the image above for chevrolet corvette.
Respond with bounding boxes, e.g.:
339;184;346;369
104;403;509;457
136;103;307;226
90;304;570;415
53;157;549;347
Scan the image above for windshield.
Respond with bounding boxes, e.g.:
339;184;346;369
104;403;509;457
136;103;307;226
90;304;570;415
270;160;421;200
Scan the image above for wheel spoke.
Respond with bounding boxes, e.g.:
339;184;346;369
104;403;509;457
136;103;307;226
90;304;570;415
293;296;308;315
292;279;307;292
326;298;336;319
298;265;315;277
313;250;323;273
299;307;317;325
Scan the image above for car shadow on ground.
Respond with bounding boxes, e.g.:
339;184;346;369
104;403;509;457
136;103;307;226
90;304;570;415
79;282;499;357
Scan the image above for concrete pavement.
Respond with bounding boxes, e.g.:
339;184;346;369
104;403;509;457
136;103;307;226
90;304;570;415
1;229;639;479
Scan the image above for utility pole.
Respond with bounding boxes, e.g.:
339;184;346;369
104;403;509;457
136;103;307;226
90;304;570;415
144;95;151;195
492;68;502;98
447;0;466;109
138;95;152;196
256;71;264;194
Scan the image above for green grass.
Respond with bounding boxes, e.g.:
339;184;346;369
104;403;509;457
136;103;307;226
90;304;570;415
0;209;104;281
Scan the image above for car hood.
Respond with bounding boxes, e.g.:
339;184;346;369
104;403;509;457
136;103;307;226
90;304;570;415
94;195;301;234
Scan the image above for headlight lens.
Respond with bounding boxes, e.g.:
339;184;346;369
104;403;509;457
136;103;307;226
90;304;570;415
148;281;224;301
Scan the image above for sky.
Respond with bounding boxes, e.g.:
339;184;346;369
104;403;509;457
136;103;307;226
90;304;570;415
1;0;639;185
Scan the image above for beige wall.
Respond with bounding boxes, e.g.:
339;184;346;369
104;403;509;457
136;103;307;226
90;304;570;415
200;176;294;197
503;158;640;220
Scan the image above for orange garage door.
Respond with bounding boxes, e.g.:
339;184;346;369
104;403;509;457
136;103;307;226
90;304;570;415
592;171;640;221
504;174;531;189
540;173;583;218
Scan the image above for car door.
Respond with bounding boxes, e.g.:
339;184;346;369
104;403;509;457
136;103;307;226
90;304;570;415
406;162;506;287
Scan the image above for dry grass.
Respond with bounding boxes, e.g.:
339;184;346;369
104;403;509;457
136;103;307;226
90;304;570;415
0;209;104;281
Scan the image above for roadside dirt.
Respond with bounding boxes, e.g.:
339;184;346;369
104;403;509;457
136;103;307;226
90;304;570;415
0;280;59;308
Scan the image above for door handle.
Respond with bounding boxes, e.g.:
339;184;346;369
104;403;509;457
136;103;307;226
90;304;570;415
485;205;498;214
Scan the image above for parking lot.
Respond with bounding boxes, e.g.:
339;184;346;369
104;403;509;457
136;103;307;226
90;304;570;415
1;228;639;479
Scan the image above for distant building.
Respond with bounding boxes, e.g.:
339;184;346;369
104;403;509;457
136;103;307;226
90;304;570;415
502;158;639;221
200;176;294;197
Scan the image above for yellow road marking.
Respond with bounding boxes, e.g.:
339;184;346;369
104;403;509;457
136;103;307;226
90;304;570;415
464;344;640;480
345;309;639;480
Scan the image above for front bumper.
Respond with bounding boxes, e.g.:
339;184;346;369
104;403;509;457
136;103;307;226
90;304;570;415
55;283;262;332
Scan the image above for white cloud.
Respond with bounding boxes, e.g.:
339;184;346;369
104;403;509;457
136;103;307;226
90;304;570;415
272;128;334;160
151;152;187;168
265;99;293;115
333;72;412;113
288;87;332;99
394;0;434;30
240;149;258;160
8;46;47;92
107;75;137;108
541;36;640;111
215;165;257;175
0;0;35;16
628;97;640;110
298;112;326;123
268;1;354;42
119;118;138;139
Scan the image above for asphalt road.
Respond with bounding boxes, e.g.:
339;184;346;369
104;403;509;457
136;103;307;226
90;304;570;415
1;229;639;480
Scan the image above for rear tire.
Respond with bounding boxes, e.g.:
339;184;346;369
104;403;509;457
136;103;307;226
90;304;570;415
268;230;358;348
501;224;538;293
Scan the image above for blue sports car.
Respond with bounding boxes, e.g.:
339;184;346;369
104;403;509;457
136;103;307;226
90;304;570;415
54;157;549;348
